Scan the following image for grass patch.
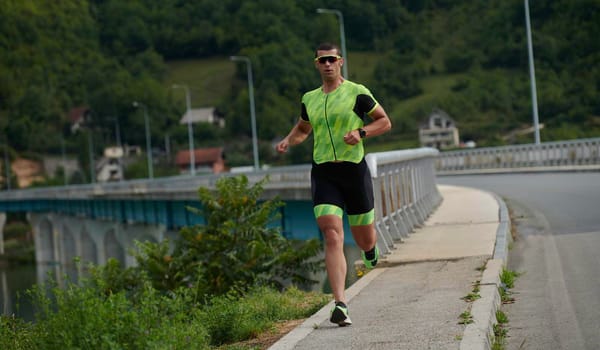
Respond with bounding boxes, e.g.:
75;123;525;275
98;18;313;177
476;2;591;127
346;51;378;86
499;268;520;304
492;269;521;349
500;268;521;289
204;286;328;346
166;57;236;107
391;73;466;117
461;280;481;302
0;283;328;350
492;310;509;350
164;52;379;109
461;292;481;302
458;310;473;325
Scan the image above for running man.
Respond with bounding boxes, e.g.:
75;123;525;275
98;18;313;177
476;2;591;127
275;42;392;326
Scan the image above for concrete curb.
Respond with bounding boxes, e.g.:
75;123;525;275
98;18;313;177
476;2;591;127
459;193;512;350
268;268;387;350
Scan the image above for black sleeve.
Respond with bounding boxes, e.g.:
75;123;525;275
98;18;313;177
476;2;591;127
300;103;309;121
353;94;377;118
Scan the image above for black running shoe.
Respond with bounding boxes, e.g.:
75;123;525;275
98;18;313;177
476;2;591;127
330;301;352;327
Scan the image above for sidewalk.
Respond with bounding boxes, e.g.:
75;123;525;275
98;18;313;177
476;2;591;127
269;185;511;350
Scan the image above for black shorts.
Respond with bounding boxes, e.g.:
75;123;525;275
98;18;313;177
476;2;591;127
311;159;374;217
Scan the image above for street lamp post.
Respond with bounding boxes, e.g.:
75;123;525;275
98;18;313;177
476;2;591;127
230;55;260;171
112;116;123;181
317;8;348;79
133;101;154;179
172;84;196;175
88;131;95;183
61;137;68;185
525;0;541;145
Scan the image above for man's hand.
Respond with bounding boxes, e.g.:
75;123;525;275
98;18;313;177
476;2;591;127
343;130;361;145
275;139;290;153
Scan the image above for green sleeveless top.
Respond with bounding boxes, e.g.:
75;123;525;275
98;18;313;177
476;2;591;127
301;80;378;164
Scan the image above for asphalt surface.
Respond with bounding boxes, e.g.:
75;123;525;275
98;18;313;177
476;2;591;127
439;172;600;349
269;184;510;350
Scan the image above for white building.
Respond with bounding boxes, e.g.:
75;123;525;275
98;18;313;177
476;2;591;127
179;108;225;128
418;108;460;150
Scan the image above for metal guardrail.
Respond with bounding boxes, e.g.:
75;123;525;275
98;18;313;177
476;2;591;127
366;148;442;256
436;137;600;175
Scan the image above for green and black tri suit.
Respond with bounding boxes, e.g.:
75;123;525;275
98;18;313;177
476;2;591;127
300;80;378;226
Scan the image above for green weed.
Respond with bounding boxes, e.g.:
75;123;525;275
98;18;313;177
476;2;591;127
461;292;481;302
492;310;509;350
500;268;521;289
458;311;473;324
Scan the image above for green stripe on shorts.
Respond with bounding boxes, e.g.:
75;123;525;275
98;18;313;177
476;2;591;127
314;204;343;218
348;209;374;226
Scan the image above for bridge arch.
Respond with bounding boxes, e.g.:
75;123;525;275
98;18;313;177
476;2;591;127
37;218;55;263
80;228;97;265
60;226;77;266
104;228;126;265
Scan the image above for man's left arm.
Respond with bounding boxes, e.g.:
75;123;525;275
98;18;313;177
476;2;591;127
361;105;392;138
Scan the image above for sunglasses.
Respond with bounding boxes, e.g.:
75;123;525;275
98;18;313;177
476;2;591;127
314;55;342;64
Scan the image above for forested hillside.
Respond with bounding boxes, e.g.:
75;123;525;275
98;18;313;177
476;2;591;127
0;0;598;178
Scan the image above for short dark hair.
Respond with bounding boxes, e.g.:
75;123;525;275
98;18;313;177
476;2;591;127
315;42;341;57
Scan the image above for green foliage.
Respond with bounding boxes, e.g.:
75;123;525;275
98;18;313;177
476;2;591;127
500;268;521;289
1;0;598;168
202;286;328;346
0;315;36;350
134;175;323;297
3;221;31;240
2;267;327;349
22;278;210;349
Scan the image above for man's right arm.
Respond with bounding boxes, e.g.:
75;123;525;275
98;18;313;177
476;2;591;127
275;119;312;153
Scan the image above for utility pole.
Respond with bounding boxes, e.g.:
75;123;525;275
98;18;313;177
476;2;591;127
525;0;541;144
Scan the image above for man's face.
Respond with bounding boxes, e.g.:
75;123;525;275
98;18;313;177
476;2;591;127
314;49;343;81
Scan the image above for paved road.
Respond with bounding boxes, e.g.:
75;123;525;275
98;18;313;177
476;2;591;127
438;172;600;350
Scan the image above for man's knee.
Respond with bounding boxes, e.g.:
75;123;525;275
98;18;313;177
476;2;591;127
322;226;344;246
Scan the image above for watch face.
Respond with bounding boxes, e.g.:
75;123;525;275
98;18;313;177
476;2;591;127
359;129;366;138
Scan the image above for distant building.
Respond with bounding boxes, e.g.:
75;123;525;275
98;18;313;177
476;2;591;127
69;106;92;133
175;147;225;174
418;109;460;149
179;108;225;128
96;147;124;182
10;158;44;188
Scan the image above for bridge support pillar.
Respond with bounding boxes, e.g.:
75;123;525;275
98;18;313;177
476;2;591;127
29;212;178;279
0;212;5;255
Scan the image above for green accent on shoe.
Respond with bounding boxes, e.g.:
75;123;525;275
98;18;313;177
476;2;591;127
330;302;352;326
361;245;379;269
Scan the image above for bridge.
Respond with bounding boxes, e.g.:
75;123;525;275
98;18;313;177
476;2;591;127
0;138;598;275
0;148;441;273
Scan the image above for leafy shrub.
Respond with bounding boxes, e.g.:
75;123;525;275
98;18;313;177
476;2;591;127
133;175;323;297
3;279;327;349
1;175;327;348
25;279;210;350
3;221;31;241
0;315;36;350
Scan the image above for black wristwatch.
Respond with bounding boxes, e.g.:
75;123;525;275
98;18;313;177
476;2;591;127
358;128;367;138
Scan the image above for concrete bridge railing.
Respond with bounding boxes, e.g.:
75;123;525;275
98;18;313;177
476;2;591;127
436;137;600;175
366;148;442;255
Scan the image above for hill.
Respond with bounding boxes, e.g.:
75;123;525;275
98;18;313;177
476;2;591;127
0;0;598;182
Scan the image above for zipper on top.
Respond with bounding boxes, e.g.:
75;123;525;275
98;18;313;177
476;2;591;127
323;94;337;161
